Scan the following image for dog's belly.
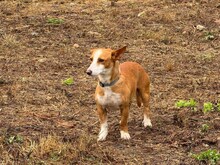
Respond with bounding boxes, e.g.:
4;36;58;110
97;87;121;108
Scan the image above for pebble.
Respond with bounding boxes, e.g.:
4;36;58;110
38;58;47;63
31;32;38;36
73;44;79;48
70;3;75;6
196;25;205;31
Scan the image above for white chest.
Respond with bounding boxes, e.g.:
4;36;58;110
96;87;121;107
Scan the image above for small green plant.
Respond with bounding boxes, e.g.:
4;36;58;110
200;124;209;132
205;32;214;40
203;102;214;113
199;53;215;61
47;18;64;25
8;135;23;144
217;103;220;112
62;77;74;85
185;99;197;107
192;149;220;165
50;151;61;161
175;100;186;108
175;99;197;111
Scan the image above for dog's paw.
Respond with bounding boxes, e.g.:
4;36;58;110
98;130;108;141
120;131;131;140
97;128;108;141
143;117;152;128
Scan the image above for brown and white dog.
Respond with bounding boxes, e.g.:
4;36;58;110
86;46;152;141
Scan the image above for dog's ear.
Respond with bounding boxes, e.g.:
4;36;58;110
111;46;126;60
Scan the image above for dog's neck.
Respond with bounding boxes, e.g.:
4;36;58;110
98;61;120;84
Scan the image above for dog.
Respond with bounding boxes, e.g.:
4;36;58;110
86;46;152;141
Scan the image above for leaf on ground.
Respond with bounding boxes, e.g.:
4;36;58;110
62;77;74;85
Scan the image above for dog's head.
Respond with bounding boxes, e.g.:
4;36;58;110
86;46;126;76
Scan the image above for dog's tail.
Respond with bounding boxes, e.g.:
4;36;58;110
136;89;142;107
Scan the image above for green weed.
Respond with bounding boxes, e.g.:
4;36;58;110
62;77;74;85
176;100;220;113
8;135;23;144
203;102;214;113
205;32;214;40
47;18;64;25
217;103;220;112
175;100;185;108
192;149;220;165
175;99;197;111
199;52;215;61
200;124;209;133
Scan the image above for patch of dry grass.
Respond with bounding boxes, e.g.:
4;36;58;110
159;11;176;23
144;28;173;44
0;150;14;165
1;134;77;164
14;132;95;164
0;138;8;164
1;34;20;48
195;50;216;62
30;134;74;161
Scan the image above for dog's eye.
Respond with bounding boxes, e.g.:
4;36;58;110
98;58;104;62
90;58;93;61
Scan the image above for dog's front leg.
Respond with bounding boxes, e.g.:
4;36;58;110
96;104;108;141
119;104;130;140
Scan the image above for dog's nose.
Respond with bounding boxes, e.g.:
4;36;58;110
86;70;92;76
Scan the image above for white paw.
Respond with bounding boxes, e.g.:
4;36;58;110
98;129;108;141
97;122;108;141
120;131;131;140
143;116;152;127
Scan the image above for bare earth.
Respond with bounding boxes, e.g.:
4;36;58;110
0;0;220;164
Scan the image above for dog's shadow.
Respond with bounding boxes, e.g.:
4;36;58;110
106;118;154;143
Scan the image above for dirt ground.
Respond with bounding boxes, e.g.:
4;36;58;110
0;0;220;164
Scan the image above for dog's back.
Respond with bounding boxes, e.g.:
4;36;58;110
120;62;150;107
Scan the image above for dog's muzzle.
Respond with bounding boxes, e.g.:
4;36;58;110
86;69;92;76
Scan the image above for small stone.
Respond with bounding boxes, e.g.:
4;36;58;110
182;31;187;35
182;42;187;46
202;143;209;147
196;25;205;31
70;3;75;6
38;58;47;63
31;32;38;36
73;44;79;48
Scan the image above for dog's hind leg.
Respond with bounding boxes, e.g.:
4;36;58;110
140;86;152;128
136;89;142;107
